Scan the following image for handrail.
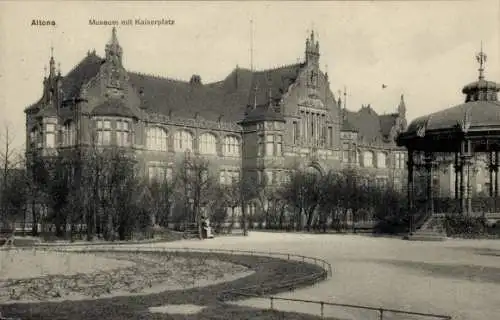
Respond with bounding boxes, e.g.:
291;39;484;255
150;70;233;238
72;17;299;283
229;291;452;319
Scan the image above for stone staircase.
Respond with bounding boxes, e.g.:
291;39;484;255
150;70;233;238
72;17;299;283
405;213;447;241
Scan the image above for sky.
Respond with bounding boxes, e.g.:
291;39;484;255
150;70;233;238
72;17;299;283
0;0;499;152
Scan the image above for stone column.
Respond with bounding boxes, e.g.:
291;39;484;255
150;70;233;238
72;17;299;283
424;152;434;215
407;149;415;232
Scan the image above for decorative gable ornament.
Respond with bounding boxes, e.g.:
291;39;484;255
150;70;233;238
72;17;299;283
416;123;426;138
458;109;472;133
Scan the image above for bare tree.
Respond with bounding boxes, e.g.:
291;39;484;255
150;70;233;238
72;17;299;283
0;123;23;229
176;153;217;239
281;169;322;231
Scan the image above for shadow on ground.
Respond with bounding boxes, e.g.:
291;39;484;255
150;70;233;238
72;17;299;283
366;258;500;284
0;251;333;320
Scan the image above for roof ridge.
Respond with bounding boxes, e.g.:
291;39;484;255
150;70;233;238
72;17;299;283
63;53;102;77
128;71;189;84
253;62;302;73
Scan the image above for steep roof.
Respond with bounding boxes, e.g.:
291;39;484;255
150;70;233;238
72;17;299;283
61;52;103;99
343;105;399;144
246;64;303;107
379;114;399;137
29;49;305;123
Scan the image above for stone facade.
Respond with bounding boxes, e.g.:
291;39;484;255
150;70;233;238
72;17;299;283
25;28;407;190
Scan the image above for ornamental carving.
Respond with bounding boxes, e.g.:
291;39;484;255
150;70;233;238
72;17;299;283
458;109;471;133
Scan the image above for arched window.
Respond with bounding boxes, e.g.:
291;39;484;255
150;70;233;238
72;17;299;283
147;127;168;151
223;136;240;157
199;133;217;155
363;151;374;168
62;121;76;147
173;130;193;152
377;152;387;168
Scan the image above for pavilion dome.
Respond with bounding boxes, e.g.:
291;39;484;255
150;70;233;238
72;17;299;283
402;48;500;140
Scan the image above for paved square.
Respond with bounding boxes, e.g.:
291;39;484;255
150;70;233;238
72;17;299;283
117;233;500;320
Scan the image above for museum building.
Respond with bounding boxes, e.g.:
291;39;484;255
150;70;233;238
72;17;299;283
24;27;408;190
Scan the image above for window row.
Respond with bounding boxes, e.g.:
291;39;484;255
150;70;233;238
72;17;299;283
147;127;240;157
30;121;241;156
96;119;132;146
342;147;406;169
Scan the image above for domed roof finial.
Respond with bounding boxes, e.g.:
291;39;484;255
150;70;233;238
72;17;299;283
476;41;487;80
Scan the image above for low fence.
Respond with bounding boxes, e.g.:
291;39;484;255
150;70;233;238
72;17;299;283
36;246;450;320
227;292;453;320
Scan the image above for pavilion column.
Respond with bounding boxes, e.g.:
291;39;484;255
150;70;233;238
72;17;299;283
407;149;415;232
489;151;496;197
454;152;461;200
424;152;435;215
495;151;499;198
460;140;473;215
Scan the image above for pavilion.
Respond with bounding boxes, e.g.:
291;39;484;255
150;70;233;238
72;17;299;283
397;46;500;235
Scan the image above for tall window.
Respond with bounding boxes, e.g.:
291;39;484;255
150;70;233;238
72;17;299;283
265;170;274;185
45;123;56;148
377;152;387;168
258;136;264;157
292;121;299;144
147;126;168;151
363;151;374;168
96;119;111;146
62;121;76;147
265;135;274;156
328;127;333;147
173;130;193;152
275;135;282;156
395;153;405;169
30;127;43;148
223;136;240;157
117;120;131;147
343;143;349;162
199;133;217;155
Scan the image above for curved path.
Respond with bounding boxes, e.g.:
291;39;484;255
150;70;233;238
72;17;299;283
77;232;500;320
0;250;330;320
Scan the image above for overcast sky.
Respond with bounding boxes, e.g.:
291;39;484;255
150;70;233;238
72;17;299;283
0;1;499;151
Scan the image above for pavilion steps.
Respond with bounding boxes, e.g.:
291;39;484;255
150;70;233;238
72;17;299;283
405;213;447;241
